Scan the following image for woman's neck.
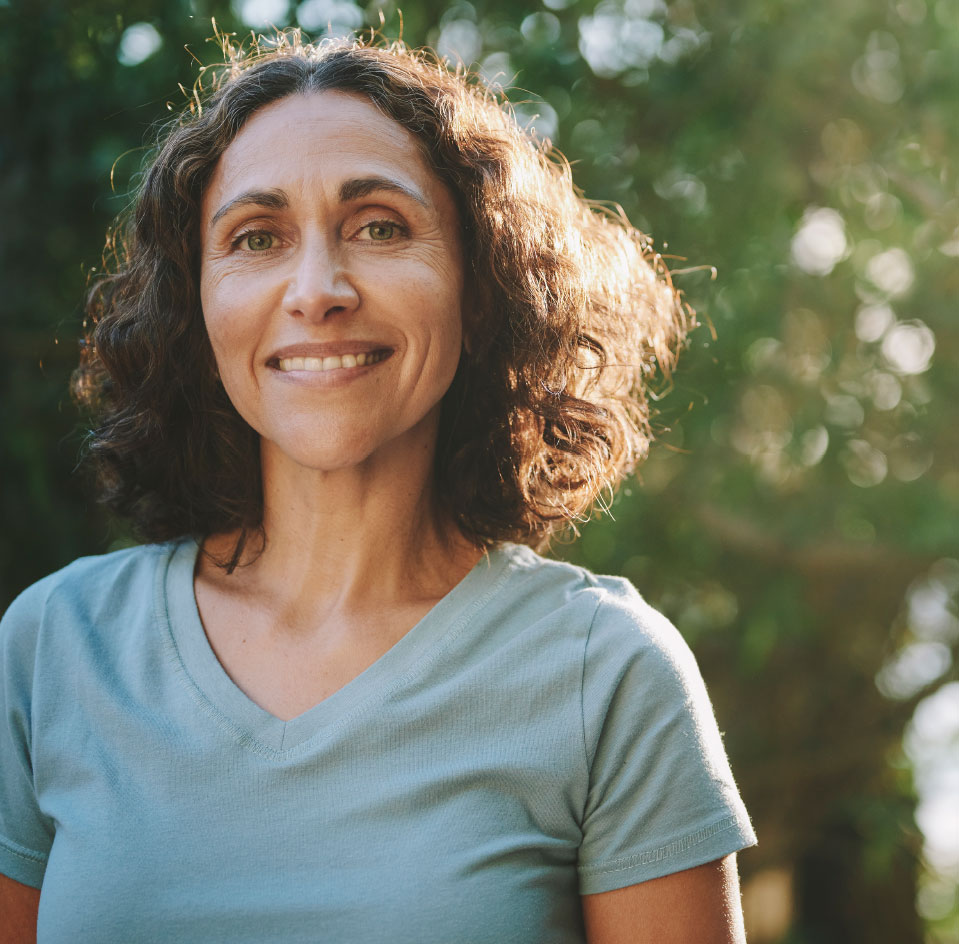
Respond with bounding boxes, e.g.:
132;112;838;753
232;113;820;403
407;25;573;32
199;436;482;629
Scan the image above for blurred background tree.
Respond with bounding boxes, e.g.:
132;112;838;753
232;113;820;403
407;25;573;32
1;0;956;940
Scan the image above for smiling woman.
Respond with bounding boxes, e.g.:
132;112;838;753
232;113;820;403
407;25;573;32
0;34;755;944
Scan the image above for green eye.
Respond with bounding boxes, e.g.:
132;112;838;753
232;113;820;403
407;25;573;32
243;231;274;251
366;222;397;241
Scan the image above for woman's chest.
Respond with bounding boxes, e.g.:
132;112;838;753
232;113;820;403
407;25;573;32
37;732;586;943
35;670;589;943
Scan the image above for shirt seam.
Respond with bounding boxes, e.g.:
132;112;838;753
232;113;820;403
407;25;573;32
0;831;48;866
578;814;744;876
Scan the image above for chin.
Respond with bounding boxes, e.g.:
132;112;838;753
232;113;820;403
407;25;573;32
257;406;443;478
260;427;407;476
269;442;378;474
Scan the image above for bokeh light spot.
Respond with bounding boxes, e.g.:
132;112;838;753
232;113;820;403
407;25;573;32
791;207;848;276
233;0;291;28
578;0;670;78
521;12;561;45
878;642;951;699
855;303;896;342
866;247;915;297
799;426;829;467
841;438;887;487
881;320;935;374
296;0;363;32
117;23;162;67
852;31;904;103
438;19;482;65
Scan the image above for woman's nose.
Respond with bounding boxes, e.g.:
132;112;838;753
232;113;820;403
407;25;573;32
281;237;359;322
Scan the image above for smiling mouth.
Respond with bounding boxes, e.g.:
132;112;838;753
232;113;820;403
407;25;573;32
274;350;392;373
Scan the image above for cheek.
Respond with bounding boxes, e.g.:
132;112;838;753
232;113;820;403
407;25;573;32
202;324;261;429
201;264;247;336
200;276;227;357
201;284;254;371
418;292;463;363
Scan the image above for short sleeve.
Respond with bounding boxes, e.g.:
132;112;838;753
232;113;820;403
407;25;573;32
0;582;54;888
577;585;756;894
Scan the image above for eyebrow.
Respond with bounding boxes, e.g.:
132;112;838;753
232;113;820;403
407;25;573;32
208;176;430;230
209;188;289;228
337;175;430;209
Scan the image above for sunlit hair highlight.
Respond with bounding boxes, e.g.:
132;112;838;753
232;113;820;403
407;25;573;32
74;31;693;565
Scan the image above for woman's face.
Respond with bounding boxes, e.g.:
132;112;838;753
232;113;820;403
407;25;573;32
199;92;464;477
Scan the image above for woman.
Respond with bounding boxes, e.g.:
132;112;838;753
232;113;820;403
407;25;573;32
0;35;755;943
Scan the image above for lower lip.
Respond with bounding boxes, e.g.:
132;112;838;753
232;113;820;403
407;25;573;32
269;351;393;386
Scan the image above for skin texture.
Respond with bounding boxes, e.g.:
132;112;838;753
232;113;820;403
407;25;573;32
582;855;747;944
0;874;39;944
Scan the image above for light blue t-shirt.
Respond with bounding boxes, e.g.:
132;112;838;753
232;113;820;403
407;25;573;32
0;540;755;942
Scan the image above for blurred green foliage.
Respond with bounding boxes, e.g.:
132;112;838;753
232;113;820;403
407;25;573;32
1;0;957;940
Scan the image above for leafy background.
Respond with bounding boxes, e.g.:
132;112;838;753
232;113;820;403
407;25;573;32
1;0;957;940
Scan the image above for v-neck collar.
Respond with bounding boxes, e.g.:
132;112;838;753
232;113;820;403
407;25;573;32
157;538;514;754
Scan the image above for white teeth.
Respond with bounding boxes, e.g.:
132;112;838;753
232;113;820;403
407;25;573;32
277;351;386;373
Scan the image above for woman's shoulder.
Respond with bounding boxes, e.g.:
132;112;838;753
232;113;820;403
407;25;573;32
1;540;185;647
496;543;708;727
497;542;690;659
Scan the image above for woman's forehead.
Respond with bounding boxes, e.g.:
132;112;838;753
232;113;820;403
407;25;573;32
237;91;410;143
214;93;423;182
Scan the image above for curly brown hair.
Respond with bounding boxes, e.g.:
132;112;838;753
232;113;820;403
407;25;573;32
74;33;692;565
